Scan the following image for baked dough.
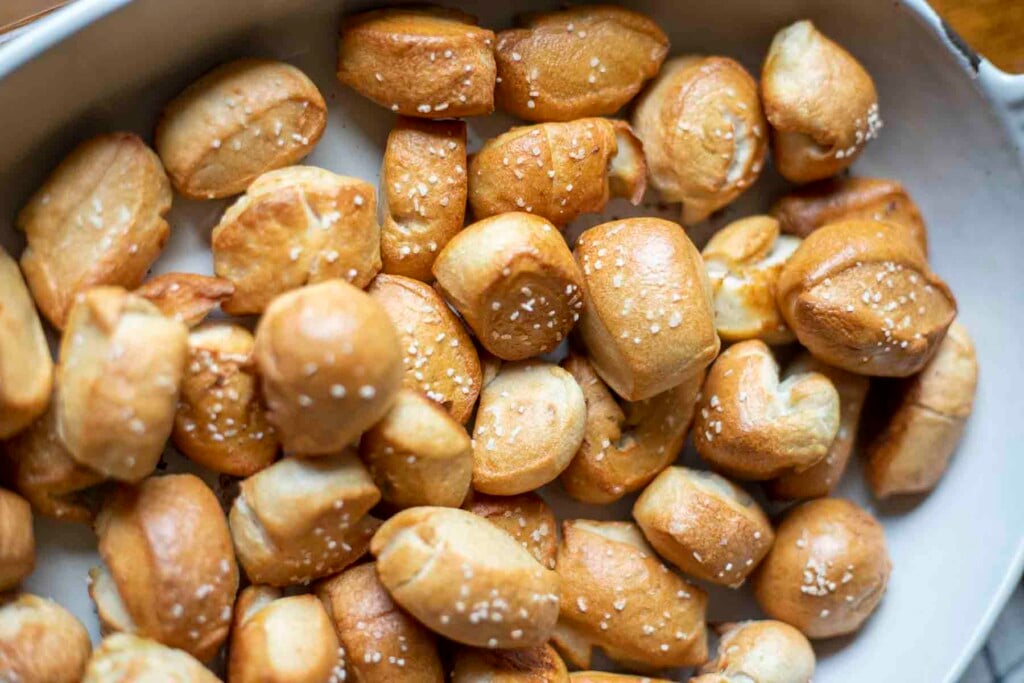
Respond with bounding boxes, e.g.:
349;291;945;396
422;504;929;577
156;58;326;199
702;215;800;344
370;506;560;649
90;474;238;662
866;320;978;498
753;498;891;639
776;219;956;376
213;166;381;315
633;57;767;224
337;7;495;118
691;620;815;683
761;21;880;183
433;212;584;361
464;491;557;570
16;132;171;329
495;6;667;121
0;245;52;439
381;117;467;281
253;280;402;455
0;593;92;683
471;362;586;496
81;633;220;683
134;272;234;327
559;352;702;504
0;489;34;591
367;274;481;423
56;287;187;482
468;118;646;227
173;324;277;477
693;340;840;480
451;643;569;683
575;217;719;400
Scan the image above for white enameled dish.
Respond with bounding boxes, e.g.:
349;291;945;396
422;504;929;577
0;1;1022;681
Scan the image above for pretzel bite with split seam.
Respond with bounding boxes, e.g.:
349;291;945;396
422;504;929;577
337;7;496;118
633;467;774;587
761;21;881;183
494;5;668;122
16;132;172;329
229;451;381;586
632;57;767;224
553;520;707;671
316;562;444;683
82;633;220;683
468;118;646;227
89;474;238;662
702;215;800;344
464;491;558;569
559;353;702;504
370;506;560;649
156;58;326;199
227;586;340;683
691;620;815;683
693;340;840;481
134;272;234;327
213;167;381;315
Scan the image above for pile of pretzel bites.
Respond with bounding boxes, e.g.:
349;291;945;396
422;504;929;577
0;6;979;683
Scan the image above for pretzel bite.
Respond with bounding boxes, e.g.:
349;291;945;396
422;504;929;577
367;274;481;423
370;506;560;649
57;287;188;482
761;21;880;183
0;489;34;591
633;467;774;587
82;633;220;683
156;58;326;199
381;118;467;281
771;177;928;255
452;643;569;682
464;492;558;569
2;403;104;523
633;57;767;224
360;388;472;509
0;245;52;439
494;6;667;122
571;675;673;683
468;118;646;226
134;272;233;327
212;167;380;315
173;324;277;477
575;217;719;401
776;220;956;376
337;7;495;118
0;594;92;683
229;451;381;586
866;320;978;498
472;362;586;495
693;340;839;480
433;212;584;361
559;353;702;504
16;132;171;328
753;498;891;639
770;353;870;499
254;280;402;455
316;562;444;683
691;620;815;683
553;520;707;671
702;216;800;344
90;474;238;661
228;587;340;683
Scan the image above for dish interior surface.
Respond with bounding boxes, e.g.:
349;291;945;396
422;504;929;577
0;1;1022;681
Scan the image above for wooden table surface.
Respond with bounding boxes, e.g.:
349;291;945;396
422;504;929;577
1;0;1023;74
